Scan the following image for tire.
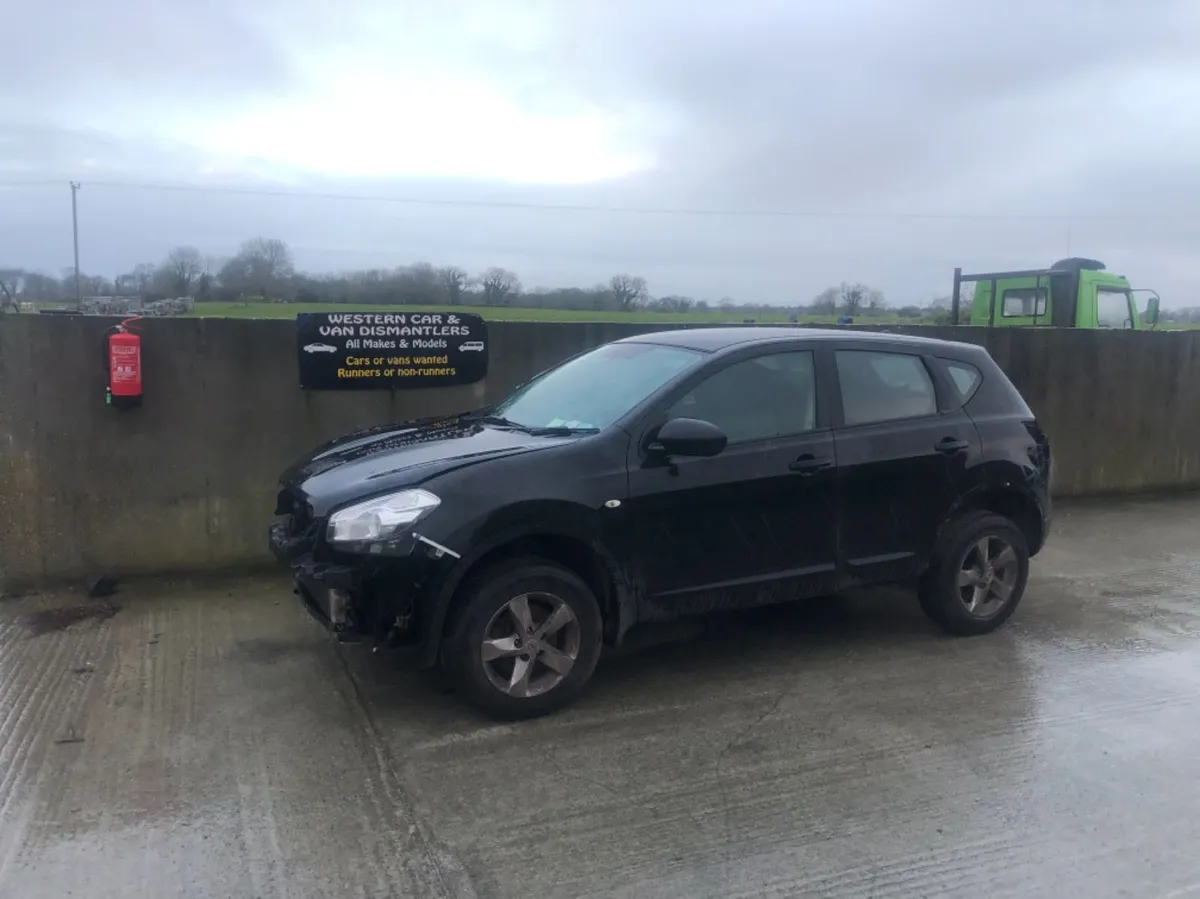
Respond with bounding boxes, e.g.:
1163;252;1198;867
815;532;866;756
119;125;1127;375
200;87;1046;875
444;557;603;720
918;511;1030;636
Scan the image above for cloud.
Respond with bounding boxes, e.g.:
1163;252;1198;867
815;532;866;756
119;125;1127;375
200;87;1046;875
2;0;1200;305
2;1;296;117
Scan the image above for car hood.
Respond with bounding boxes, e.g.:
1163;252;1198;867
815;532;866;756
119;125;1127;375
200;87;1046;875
280;413;571;511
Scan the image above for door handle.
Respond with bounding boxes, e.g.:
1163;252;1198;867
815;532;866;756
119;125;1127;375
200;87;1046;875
788;454;834;474
935;437;970;454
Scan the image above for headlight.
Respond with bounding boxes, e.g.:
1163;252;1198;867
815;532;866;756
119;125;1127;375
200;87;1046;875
327;489;440;543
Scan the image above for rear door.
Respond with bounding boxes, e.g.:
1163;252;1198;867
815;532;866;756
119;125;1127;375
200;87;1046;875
827;342;980;587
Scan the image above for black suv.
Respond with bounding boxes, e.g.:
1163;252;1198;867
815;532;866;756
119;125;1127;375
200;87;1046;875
270;328;1051;719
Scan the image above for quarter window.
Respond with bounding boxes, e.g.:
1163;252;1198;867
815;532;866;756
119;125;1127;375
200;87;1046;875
1001;287;1047;317
668;351;816;443
942;359;982;404
836;350;937;426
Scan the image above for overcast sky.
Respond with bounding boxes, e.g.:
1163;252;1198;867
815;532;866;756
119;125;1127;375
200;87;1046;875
3;0;1200;306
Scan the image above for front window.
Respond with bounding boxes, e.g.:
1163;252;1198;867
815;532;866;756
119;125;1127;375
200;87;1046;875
669;351;817;444
492;342;703;431
1096;288;1133;329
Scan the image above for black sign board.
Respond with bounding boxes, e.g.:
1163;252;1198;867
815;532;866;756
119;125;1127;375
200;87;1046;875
296;311;488;390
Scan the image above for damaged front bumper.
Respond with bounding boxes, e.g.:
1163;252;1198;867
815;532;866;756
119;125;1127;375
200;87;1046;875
294;560;358;636
268;516;456;647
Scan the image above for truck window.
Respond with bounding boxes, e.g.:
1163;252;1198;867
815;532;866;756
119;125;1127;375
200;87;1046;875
1096;288;1133;329
1001;287;1047;317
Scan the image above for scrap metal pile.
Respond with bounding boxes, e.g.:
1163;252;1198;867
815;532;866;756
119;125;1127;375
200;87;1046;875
36;296;195;316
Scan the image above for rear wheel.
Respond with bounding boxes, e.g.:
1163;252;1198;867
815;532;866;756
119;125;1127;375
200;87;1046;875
919;512;1029;636
445;558;603;720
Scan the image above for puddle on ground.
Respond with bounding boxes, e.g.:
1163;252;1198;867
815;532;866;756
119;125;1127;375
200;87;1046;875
20;602;121;637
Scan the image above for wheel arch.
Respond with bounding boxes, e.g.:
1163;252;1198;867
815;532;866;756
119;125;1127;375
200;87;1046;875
418;526;634;668
950;482;1046;558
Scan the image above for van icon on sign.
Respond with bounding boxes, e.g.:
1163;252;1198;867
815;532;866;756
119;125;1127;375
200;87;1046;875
459;341;485;352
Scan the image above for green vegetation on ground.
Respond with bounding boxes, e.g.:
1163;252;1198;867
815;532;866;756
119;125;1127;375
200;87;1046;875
185;300;930;325
8;235;1190;327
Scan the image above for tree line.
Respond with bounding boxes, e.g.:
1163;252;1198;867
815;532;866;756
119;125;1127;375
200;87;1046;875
0;236;954;320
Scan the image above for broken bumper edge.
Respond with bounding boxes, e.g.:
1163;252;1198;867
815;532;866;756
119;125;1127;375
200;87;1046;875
294;561;360;639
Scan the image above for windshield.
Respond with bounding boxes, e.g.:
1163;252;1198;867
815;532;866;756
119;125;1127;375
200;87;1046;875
491;342;703;431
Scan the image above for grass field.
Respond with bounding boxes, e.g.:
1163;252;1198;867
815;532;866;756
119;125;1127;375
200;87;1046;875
184;300;927;325
24;299;1190;327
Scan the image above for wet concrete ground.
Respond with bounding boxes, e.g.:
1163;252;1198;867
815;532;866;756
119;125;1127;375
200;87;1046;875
3;496;1200;898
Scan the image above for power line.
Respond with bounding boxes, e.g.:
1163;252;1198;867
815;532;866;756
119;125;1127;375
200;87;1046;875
2;174;1190;223
0;176;1187;223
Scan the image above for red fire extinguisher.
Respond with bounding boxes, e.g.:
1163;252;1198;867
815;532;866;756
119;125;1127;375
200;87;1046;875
104;316;143;409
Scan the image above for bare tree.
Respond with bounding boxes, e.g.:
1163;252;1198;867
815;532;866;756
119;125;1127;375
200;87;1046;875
865;288;885;315
401;262;440;304
439;265;467;304
23;271;59;302
195;272;215;302
809;286;840;315
839;282;866;316
164;246;203;296
479;267;520;306
222;237;295;300
0;268;25;310
128;262;158;295
609;274;648;312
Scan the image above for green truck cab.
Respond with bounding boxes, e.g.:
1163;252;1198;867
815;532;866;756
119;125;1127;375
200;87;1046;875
951;258;1160;329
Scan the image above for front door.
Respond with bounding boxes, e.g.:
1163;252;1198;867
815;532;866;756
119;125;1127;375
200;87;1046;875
830;346;980;587
624;348;839;617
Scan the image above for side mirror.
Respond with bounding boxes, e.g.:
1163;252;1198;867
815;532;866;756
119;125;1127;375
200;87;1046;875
1147;295;1160;326
649;417;727;458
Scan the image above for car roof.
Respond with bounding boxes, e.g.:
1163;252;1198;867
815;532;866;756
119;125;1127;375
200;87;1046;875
617;326;978;355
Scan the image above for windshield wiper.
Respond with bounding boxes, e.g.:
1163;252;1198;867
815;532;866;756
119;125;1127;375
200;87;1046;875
475;414;527;430
475;415;597;437
527;425;599;436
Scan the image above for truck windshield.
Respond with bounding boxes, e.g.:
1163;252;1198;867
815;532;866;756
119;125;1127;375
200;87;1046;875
1096;288;1134;329
491;342;703;431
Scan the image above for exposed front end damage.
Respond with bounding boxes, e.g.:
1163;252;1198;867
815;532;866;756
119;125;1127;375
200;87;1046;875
268;501;457;650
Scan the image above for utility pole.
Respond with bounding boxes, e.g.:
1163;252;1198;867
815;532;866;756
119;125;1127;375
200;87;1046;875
70;181;82;311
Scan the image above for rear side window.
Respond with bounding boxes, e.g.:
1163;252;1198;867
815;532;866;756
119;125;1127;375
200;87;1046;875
835;350;937;426
1002;287;1047;317
941;359;982;404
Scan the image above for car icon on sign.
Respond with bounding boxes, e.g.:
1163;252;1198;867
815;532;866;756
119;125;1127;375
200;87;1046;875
459;341;485;352
303;343;338;353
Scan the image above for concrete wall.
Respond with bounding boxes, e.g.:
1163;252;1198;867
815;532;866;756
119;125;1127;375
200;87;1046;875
2;314;1199;589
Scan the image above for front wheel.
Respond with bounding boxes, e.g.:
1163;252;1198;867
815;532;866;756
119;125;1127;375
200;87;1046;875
919;512;1030;636
445;558;603;720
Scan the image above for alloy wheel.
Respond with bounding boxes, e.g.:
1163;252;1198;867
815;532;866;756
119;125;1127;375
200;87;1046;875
957;535;1019;618
480;592;581;698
